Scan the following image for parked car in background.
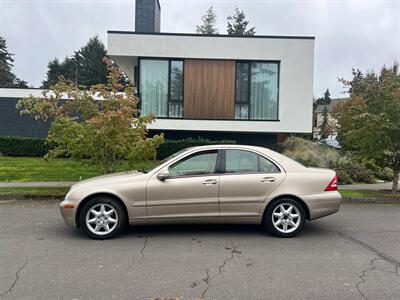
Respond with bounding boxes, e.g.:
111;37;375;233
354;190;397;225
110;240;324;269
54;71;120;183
60;145;341;239
320;138;341;149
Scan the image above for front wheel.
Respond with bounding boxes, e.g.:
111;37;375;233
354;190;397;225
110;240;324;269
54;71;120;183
79;197;126;239
264;198;306;238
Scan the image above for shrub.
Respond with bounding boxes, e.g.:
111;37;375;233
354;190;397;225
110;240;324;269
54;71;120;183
0;136;49;157
157;138;236;160
281;137;340;168
334;159;374;184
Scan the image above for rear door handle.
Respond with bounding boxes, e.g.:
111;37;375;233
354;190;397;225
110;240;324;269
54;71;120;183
261;177;276;182
202;179;218;185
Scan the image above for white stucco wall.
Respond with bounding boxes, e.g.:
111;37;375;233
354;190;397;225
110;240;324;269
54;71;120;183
107;32;315;133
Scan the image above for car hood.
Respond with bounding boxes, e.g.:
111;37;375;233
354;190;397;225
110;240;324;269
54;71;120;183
73;170;144;187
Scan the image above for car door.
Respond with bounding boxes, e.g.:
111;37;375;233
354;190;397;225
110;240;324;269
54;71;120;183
146;149;220;219
219;149;286;217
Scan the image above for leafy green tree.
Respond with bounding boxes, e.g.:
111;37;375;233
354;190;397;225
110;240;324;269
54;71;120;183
41;36;107;89
196;6;218;34
0;36;28;88
227;7;255;36
18;58;163;174
333;63;400;193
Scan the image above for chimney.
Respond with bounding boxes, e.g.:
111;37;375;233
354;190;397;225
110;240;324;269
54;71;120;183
135;0;161;33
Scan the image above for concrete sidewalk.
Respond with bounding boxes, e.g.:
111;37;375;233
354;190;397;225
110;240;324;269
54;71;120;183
0;181;76;188
339;181;399;190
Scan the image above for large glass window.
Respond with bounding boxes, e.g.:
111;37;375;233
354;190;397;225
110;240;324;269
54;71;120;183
169;150;218;177
139;59;184;118
235;61;279;120
140;59;169;117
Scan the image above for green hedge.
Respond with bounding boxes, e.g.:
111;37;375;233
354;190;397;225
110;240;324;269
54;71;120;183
157;138;236;160
0;136;50;157
0;136;236;159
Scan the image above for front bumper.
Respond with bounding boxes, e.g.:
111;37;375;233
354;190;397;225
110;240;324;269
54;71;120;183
302;191;342;220
59;199;77;227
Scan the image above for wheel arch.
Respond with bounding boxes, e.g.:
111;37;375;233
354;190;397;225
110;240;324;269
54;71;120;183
262;194;311;222
75;192;129;228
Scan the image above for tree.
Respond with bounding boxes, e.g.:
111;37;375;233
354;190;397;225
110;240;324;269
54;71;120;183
17;58;164;174
227;7;255;36
0;36;28;88
333;63;400;193
196;6;218;34
315;88;332;106
319;106;330;139
41;36;107;89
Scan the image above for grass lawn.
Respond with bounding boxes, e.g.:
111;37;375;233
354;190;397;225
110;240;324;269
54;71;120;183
0;156;160;182
339;189;400;198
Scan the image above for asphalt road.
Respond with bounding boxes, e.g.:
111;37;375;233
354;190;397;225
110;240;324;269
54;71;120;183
1;201;399;300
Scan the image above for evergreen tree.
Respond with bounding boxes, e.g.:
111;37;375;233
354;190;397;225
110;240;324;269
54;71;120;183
227;7;256;36
41;36;107;89
320;106;329;139
196;6;218;34
0;36;28;88
74;36;107;87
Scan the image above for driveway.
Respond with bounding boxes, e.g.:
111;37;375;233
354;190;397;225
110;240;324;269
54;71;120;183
0;201;399;300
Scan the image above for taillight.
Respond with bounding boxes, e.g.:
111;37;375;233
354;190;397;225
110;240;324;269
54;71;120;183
325;175;338;191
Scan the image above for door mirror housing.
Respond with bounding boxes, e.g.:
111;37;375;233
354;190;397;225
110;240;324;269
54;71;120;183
157;170;170;181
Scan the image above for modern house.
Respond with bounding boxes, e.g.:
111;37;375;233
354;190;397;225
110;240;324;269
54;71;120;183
107;0;315;147
0;0;315;148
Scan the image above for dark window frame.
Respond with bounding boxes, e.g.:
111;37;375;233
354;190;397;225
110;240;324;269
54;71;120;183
234;60;280;121
138;57;184;118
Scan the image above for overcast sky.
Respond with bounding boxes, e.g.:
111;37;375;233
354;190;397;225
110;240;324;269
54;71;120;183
1;0;399;98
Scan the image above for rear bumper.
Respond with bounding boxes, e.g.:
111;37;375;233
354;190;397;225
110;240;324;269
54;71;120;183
59;199;77;227
302;191;342;220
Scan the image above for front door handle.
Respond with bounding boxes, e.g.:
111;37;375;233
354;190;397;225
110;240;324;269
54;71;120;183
202;179;218;185
261;177;276;182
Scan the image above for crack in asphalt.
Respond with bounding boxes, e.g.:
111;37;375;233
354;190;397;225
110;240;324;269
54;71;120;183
126;236;148;271
198;241;241;299
0;261;28;297
335;230;400;299
335;231;400;268
355;258;379;300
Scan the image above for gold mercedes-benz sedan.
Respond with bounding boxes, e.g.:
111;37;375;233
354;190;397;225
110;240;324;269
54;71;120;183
60;145;341;239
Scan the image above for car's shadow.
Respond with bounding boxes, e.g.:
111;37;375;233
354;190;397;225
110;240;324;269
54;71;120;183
117;220;330;238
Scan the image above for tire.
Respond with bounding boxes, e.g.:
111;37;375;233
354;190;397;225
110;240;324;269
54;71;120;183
264;198;306;238
79;196;126;240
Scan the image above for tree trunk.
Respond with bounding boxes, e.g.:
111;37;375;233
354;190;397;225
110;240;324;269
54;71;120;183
392;168;399;194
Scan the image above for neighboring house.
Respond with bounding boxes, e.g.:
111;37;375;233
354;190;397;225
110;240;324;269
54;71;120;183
106;0;315;147
0;0;315;148
313;98;347;140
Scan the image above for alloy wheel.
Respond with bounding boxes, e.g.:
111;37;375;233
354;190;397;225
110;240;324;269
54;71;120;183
85;203;119;236
271;203;301;234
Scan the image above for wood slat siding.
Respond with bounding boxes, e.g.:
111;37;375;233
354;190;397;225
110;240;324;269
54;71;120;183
184;59;235;119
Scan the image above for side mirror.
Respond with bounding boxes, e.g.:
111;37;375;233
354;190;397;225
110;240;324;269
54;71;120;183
157;170;170;181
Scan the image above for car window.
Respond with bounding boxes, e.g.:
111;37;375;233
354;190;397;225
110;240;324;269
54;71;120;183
169;150;218;177
259;155;280;173
225;150;258;173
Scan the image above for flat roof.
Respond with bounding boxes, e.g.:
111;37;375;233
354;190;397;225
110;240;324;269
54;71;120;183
107;30;315;40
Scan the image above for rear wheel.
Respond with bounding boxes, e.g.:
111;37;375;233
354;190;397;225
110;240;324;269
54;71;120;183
79;197;126;240
264;198;306;238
